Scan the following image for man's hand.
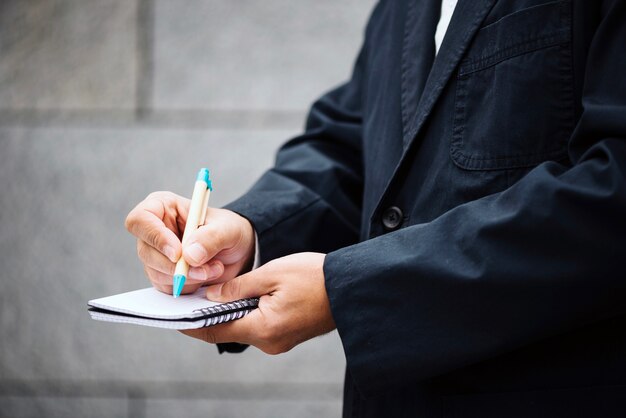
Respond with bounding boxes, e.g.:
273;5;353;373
182;252;335;354
125;191;255;295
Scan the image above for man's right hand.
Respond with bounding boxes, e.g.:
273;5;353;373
125;191;256;295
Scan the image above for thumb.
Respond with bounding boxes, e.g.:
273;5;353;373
182;223;230;266
181;208;255;267
205;269;274;302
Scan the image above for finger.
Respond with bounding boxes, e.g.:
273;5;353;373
180;309;262;345
152;282;172;294
178;283;204;295
205;269;275;302
144;265;173;285
182;223;232;266
137;240;176;275
193;262;240;285
188;260;224;281
145;265;206;288
153;282;202;296
203;261;252;285
182;208;251;266
126;198;182;262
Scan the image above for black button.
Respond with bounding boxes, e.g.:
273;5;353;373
382;206;403;230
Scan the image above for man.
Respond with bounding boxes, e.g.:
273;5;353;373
125;0;626;416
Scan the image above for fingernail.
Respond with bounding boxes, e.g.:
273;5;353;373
164;245;177;262
206;283;223;299
208;263;223;279
186;243;207;264
189;266;207;280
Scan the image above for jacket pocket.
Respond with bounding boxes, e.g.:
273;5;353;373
451;0;574;171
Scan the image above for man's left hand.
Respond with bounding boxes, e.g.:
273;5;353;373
181;252;336;354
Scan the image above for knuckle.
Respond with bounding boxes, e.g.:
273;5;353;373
137;240;150;262
150;275;170;293
163;260;175;275
222;277;241;300
145;227;162;249
276;343;291;354
146;191;165;200
262;342;289;356
231;277;243;299
125;211;138;233
260;345;277;355
201;329;217;344
152;191;178;205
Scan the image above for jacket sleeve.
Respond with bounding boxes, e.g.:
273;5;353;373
224;14;375;264
217;4;381;356
324;0;626;396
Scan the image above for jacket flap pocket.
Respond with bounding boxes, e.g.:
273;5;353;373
460;1;570;76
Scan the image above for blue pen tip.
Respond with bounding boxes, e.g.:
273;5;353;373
173;274;186;298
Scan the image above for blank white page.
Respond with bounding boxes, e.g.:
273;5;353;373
88;287;220;320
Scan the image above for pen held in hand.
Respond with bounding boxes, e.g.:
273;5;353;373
173;168;212;297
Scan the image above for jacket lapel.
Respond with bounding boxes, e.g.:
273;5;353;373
370;0;497;223
400;0;497;152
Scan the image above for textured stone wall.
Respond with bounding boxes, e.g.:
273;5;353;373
0;1;376;416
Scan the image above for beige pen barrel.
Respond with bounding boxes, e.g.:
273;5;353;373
174;181;211;279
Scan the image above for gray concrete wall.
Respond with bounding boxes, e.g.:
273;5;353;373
0;1;376;417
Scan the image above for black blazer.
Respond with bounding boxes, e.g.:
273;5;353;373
226;0;626;416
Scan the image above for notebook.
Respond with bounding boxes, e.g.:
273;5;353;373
87;287;259;330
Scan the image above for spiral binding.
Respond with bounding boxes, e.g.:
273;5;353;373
192;298;260;327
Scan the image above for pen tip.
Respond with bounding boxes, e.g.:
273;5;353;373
173;274;185;298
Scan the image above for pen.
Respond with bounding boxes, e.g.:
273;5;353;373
173;168;212;298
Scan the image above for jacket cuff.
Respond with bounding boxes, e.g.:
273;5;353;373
324;244;373;398
217;342;249;354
